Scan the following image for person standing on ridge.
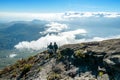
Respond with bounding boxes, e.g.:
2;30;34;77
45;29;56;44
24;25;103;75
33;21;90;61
47;42;53;55
53;42;58;53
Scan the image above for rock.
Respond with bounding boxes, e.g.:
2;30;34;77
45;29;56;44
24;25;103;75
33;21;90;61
66;67;78;78
97;74;109;80
75;72;97;80
52;66;62;74
103;52;120;71
103;52;120;80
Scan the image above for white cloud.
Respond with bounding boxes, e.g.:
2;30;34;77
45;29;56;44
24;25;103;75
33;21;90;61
0;12;64;21
0;12;120;22
14;27;120;50
103;12;120;18
63;12;120;18
15;29;87;50
81;35;120;43
42;22;68;34
9;54;17;58
8;11;120;50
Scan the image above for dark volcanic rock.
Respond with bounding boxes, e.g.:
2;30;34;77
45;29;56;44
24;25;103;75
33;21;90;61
103;52;120;71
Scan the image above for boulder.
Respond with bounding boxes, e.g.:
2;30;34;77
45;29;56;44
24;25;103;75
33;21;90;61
103;52;120;71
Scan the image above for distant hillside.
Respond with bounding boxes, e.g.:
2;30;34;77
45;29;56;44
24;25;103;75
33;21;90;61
0;20;47;50
0;39;120;80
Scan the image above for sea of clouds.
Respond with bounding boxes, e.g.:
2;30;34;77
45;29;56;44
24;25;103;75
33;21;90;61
1;12;120;21
9;12;120;50
14;22;87;50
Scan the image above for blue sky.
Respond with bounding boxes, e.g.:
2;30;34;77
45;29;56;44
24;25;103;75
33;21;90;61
0;0;120;13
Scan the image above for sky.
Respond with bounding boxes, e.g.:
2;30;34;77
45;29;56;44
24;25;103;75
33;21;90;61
0;0;120;13
0;0;120;50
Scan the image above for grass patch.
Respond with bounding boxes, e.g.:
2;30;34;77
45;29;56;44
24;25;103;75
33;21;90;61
47;72;61;80
74;50;85;58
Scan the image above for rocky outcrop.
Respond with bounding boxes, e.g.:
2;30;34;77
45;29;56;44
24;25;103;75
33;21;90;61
104;52;120;71
103;52;120;80
0;38;120;80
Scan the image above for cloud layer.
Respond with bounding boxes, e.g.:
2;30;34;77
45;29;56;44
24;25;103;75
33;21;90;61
13;12;120;50
41;22;68;34
0;12;64;21
15;27;120;50
63;12;120;18
0;12;120;22
15;28;87;50
9;54;17;58
14;22;87;50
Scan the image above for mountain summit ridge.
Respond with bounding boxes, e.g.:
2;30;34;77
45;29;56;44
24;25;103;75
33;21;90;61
0;38;120;80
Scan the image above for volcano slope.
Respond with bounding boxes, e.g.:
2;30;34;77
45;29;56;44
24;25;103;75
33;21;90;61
0;39;120;80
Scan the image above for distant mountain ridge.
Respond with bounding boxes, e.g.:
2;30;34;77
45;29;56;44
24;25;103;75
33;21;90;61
0;20;47;50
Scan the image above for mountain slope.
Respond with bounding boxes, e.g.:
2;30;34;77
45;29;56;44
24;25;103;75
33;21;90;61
0;38;120;80
0;20;46;50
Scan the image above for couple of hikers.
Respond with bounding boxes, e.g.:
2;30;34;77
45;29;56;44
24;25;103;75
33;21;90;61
47;42;58;54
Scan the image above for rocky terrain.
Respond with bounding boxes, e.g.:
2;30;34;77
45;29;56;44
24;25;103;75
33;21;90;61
0;38;120;80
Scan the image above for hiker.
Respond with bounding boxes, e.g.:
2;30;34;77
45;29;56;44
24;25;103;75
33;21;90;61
47;42;53;54
53;42;58;53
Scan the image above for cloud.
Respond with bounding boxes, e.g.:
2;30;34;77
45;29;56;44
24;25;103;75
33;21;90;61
63;12;120;18
12;12;120;50
14;29;87;50
14;20;120;51
9;54;17;58
41;22;68;34
0;12;120;22
0;12;64;21
15;29;120;50
14;21;87;50
80;35;120;43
